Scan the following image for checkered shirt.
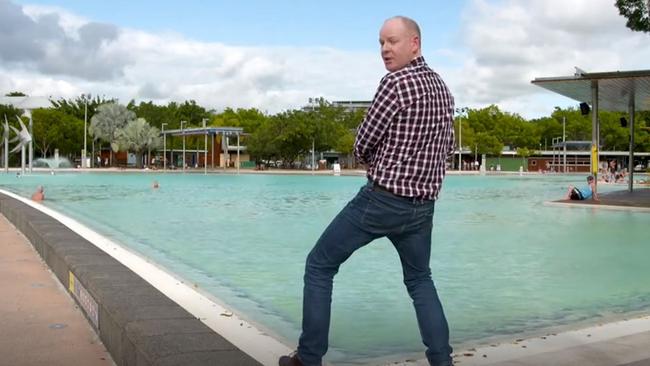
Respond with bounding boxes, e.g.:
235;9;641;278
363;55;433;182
354;56;455;201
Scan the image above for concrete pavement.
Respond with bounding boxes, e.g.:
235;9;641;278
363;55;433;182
0;214;114;366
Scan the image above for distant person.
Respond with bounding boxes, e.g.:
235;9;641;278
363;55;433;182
565;175;598;201
152;180;159;189
279;16;455;366
31;186;44;202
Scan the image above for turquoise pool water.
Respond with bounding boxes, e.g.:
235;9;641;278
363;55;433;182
1;172;649;364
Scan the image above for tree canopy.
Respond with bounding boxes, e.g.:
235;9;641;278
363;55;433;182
3;92;650;168
615;0;650;32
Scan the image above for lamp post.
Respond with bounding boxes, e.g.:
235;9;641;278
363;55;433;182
181;120;187;173
161;123;167;171
455;107;468;171
562;116;567;173
202;118;208;175
82;98;87;168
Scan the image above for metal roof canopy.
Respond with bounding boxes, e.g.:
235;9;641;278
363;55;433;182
532;68;650;193
162;126;244;137
550;140;592;149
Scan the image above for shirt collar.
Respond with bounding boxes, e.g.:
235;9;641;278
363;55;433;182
408;56;426;68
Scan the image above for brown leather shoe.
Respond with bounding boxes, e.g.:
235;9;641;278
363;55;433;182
278;352;304;366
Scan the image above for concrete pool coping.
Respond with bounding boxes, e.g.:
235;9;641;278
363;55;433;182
383;314;650;366
0;189;292;366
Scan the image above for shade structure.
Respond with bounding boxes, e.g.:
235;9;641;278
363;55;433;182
532;69;650;112
533;68;650;193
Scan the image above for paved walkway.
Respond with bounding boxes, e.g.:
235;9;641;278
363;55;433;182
0;214;114;366
547;186;650;212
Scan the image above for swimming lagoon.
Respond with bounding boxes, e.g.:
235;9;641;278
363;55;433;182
1;172;648;364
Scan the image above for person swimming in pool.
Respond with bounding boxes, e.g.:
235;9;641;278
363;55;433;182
31;185;45;202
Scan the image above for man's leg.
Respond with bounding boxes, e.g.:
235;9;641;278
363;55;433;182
388;203;453;366
565;186;574;200
297;189;381;365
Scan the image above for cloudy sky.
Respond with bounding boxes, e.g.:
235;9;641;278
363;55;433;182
1;0;648;119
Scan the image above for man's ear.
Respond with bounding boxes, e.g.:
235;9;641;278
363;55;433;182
411;36;420;54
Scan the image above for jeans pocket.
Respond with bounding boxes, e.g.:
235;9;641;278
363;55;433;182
361;191;411;232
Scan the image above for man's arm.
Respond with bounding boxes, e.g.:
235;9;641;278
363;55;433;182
353;76;399;165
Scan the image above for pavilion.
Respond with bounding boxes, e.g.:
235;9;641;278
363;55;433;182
532;68;650;211
160;126;245;172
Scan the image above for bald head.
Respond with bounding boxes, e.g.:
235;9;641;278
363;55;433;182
387;16;421;41
379;16;422;72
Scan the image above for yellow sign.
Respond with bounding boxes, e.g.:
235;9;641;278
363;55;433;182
68;271;75;292
591;144;598;175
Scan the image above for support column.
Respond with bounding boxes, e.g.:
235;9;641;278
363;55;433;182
27;111;33;173
562;117;567;173
629;97;635;193
591;80;599;195
3;115;8;173
222;133;227;170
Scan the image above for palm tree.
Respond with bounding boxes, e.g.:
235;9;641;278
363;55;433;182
116;118;161;168
89;103;135;166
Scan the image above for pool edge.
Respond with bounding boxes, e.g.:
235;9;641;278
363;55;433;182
0;189;292;366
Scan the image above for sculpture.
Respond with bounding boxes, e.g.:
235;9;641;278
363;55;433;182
10;116;33;153
2;115;32;174
2;115;9;173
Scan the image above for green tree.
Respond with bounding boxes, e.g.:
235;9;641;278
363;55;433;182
90;103;135;166
615;0;650;32
308;100;349;153
127;100;176;130
213;108;269;149
175;100;211;126
1;104;22;123
246;120;280;164
333;129;355;157
475;132;503;156
116;118;161;168
272;110;312;167
31;109;84;158
5;91;27;97
516;147;532;171
52;94;116;122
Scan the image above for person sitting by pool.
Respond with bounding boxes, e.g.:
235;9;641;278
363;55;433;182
31;186;45;202
615;169;626;183
565;175;598;201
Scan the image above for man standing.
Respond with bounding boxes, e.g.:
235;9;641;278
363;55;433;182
280;16;455;366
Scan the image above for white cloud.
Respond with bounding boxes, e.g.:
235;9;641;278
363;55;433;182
3;0;648;119
1;2;384;114
448;0;650;118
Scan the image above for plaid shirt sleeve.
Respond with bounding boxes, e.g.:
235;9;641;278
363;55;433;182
353;75;399;165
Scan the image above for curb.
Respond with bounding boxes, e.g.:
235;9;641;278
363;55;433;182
0;193;261;366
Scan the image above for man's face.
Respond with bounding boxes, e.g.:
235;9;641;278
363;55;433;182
379;19;419;72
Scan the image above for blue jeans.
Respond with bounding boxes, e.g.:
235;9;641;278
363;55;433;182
297;182;452;366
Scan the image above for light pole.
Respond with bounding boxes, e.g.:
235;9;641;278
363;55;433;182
562;116;567;173
161;123;167;171
202;118;208;175
455;107;468;171
83;97;87;168
181;120;187;173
